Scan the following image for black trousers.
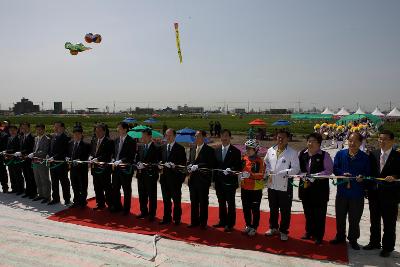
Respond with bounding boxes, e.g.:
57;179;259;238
8;164;24;193
268;188;292;234
112;169;133;213
70;166;88;206
189;180;210;226
22;159;37;196
241;189;262;229
335;196;364;242
50;163;71;202
0;159;8;191
160;179;182;223
92;168;112;207
215;183;237;228
368;190;398;251
302;198;328;240
137;173;158;218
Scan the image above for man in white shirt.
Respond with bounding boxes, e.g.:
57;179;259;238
264;129;300;241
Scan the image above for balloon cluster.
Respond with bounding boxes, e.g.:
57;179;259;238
84;33;102;44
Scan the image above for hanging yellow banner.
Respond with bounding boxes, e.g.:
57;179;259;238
174;23;183;63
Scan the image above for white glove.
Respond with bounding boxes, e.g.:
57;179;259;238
137;162;145;170
88;156;93;161
307;177;315;182
0;151;5;155
165;162;175;169
240;171;250;180
91;158;98;163
114;160;122;166
158;163;163;170
164;162;171;168
190;165;199;172
27;153;34;159
14;152;22;157
187;164;193;172
72;160;78;166
223;168;232;176
65;157;70;162
47;157;54;162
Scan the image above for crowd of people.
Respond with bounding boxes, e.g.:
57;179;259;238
0;120;399;258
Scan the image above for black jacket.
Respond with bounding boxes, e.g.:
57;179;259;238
188;144;217;186
91;137;114;163
214;144;242;188
160;142;187;184
136;142;161;179
114;135;136;164
369;148;400;203
20;133;35;155
49;132;71;160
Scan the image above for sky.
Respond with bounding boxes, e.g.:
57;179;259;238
0;0;399;112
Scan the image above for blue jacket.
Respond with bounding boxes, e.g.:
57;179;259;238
333;149;371;199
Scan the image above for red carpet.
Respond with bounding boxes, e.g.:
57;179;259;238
48;197;348;263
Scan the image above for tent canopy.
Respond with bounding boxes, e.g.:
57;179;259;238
336;114;382;125
335;107;350;116
354;107;366;115
143;118;158;123
272;120;291;126
128;126;163;139
123;117;136;123
371;107;385;117
291;114;333;120
387;107;400;117
177;127;196;135
248;118;266;126
321;107;334;115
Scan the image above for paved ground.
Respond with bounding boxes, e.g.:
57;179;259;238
0;147;399;267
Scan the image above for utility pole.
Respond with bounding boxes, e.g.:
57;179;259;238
70;101;73;113
247;101;250;113
113;101;116;114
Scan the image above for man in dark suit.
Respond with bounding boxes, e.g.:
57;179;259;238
48;121;71;205
187;130;217;229
365;130;400;257
213;129;242;232
4;125;24;194
89;123;114;210
111;122;136;215
67;125;91;208
0;124;10;193
159;128;187;225
18;122;37;199
136;128;161;221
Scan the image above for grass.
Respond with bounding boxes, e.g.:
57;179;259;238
1;114;399;137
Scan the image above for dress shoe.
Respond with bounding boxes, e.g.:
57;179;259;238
380;250;391;257
70;203;80;208
224;226;233;233
136;213;148;219
159;220;171;225
315;239;322;245
122;210;131;216
22;194;29;198
41;198;50;204
350;241;360;250
301;233;312;240
33;196;43;201
29;195;37;199
48;199;60;205
64;200;71;205
93;205;105;211
148;216;155;222
200;224;207;230
2;189;9;193
16;191;24;196
329;238;346;245
187;223;199;228
174;220;181;226
363;243;381;250
212;223;225;228
109;206;122;213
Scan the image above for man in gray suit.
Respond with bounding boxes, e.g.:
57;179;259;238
28;124;51;204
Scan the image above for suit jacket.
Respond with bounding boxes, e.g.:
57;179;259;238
32;135;51;160
214;144;242;188
136;142;161;179
91;137;114;163
160;142;187;184
188;144;216;186
0;131;9;151
369;148;400;203
20;133;35;156
6;135;20;154
49;132;70;160
114;135;136;164
68;139;91;172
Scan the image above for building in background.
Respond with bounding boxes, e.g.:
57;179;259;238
177;104;204;114
13;98;40;115
54;102;63;114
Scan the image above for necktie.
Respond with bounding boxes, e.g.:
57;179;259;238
72;142;78;158
144;144;149;157
222;147;227;161
34;137;40;152
195;146;201;159
117;137;123;160
95;139;101;155
380;152;387;172
167;144;171;159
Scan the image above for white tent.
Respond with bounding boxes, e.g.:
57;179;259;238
354;107;366;115
387;107;400;118
321;107;334;115
371;107;385;117
335;107;350;116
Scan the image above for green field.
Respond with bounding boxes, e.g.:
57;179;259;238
1;114;399;137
